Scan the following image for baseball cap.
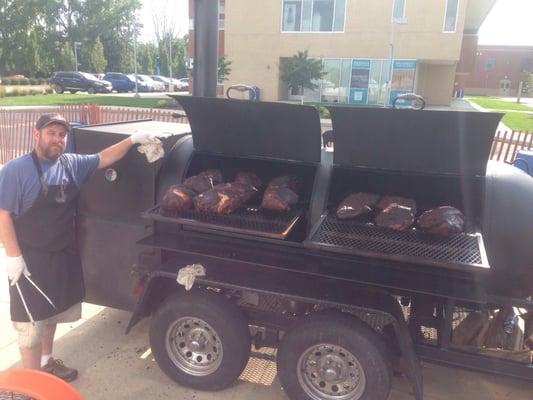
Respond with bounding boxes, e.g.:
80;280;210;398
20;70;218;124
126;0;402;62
35;113;70;130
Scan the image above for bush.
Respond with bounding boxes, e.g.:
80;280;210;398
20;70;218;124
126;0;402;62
1;78;10;85
156;99;168;108
6;89;20;97
0;86;5;97
38;78;47;85
22;79;30;85
45;87;54;94
30;89;40;95
318;105;331;119
29;78;38;85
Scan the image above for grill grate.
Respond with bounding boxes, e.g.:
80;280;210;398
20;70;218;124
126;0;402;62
305;212;488;270
143;205;302;239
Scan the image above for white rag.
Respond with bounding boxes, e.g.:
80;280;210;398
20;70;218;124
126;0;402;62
137;139;165;163
176;264;206;290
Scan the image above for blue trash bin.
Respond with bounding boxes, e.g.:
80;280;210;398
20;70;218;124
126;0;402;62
512;149;533;176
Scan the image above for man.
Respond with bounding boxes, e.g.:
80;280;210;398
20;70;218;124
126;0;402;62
0;113;160;381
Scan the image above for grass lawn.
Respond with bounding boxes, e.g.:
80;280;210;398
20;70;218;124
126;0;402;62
467;96;533;112
0;93;170;108
502;112;533;132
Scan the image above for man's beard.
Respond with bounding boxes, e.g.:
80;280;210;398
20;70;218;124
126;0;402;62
40;143;64;160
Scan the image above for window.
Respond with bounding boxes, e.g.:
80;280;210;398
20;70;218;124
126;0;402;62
282;0;346;32
443;0;459;32
393;0;406;21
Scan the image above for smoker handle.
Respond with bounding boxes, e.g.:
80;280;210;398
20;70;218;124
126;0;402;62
226;84;258;100
393;93;426;110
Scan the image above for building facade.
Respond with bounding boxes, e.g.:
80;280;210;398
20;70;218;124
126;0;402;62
188;0;495;106
456;42;533;96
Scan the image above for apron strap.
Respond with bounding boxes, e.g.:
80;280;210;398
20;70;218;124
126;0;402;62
58;157;77;189
30;151;48;197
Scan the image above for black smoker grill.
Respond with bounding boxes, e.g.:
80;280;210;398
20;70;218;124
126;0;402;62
142;95;325;241
304;107;500;272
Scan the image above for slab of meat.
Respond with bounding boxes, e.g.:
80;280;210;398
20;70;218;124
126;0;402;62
183;169;224;193
417;206;465;238
261;187;299;212
235;172;263;190
267;175;300;193
376;196;417;215
194;188;243;214
376;203;415;231
161;185;196;211
336;193;380;220
214;182;257;203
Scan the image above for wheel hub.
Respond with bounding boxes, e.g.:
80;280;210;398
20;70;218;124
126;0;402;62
298;343;366;400
165;317;223;376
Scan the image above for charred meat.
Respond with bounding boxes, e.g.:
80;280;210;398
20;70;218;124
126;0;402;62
376;196;417;214
184;169;224;193
161;185;196;211
235;172;263;190
417;206;465;238
336;193;380;220
261;187;299;212
375;203;415;231
267;175;300;193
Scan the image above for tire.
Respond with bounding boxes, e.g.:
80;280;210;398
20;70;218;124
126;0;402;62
149;290;251;390
69;90;78;94
87;86;96;94
277;312;392;400
54;84;64;94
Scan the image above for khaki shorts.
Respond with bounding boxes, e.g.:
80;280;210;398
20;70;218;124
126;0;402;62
12;302;82;349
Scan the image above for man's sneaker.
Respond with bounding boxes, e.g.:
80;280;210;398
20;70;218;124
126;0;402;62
41;358;78;382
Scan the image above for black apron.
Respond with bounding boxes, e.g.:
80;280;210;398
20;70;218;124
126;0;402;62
9;151;84;322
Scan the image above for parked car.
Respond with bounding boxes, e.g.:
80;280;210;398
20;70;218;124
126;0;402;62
176;77;189;91
150;75;174;91
103;72;136;92
50;71;112;94
126;74;152;92
138;74;165;92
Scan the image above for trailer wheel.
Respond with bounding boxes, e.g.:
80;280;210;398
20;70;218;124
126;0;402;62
277;313;391;400
149;290;251;390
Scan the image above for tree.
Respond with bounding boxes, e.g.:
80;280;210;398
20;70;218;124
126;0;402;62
280;50;325;103
88;37;107;73
218;55;232;83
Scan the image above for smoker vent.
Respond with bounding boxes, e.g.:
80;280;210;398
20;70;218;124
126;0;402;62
305;213;488;270
143;205;302;240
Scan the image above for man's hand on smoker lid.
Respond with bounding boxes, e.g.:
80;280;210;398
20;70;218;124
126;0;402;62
130;131;170;145
5;255;30;286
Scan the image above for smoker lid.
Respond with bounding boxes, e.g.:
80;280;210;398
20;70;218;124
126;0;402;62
172;96;322;164
328;107;503;176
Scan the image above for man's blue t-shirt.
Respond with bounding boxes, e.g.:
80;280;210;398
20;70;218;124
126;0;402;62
0;153;100;218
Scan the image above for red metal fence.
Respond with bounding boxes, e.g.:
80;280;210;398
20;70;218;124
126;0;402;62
0;105;183;164
1;105;532;166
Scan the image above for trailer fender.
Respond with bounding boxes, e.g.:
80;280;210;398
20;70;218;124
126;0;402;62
126;271;180;334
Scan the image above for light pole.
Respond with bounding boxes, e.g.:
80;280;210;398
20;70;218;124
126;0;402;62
386;5;407;107
168;37;173;91
73;42;81;71
132;21;143;98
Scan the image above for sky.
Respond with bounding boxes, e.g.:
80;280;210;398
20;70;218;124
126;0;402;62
139;0;533;46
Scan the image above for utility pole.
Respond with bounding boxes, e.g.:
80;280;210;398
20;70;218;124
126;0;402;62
74;42;81;71
169;37;173;91
133;21;143;98
386;1;407;107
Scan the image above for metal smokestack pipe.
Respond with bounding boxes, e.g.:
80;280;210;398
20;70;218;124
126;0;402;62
193;0;219;97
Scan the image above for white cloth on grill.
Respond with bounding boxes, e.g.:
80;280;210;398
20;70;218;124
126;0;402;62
176;264;206;290
137;139;165;163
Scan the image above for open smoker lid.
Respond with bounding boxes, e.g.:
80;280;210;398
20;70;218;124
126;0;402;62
172;96;322;164
328;107;503;176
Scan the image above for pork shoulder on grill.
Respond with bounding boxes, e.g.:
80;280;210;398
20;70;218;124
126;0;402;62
214;182;258;203
183;169;224;193
375;203;416;231
376;196;417;215
235;172;263;190
336;193;380;220
161;185;197;211
267;175;300;193
193;182;256;214
261;187;299;212
417;206;465;238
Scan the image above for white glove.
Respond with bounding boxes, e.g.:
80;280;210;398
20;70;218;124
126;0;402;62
130;131;169;145
5;255;30;286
